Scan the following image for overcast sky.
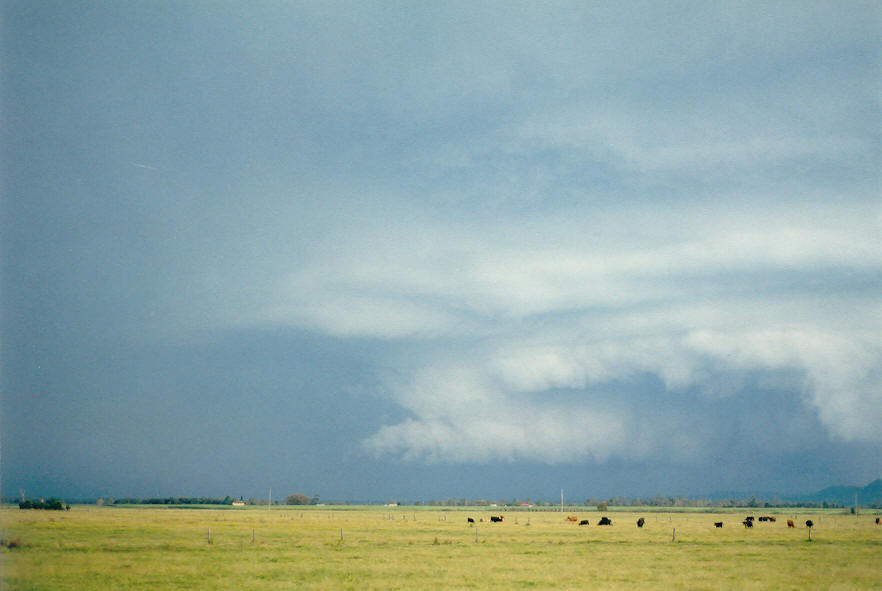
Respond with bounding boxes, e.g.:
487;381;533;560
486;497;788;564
3;1;880;502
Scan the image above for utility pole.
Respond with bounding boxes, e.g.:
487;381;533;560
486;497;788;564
268;487;272;511
560;489;564;512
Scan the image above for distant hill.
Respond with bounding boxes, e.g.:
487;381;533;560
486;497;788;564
707;479;882;506
791;479;882;505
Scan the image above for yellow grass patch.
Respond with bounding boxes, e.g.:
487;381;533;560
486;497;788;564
2;506;880;589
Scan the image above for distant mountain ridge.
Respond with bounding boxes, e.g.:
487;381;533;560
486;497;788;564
707;479;882;505
791;479;882;505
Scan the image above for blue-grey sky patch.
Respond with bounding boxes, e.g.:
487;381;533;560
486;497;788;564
2;1;880;501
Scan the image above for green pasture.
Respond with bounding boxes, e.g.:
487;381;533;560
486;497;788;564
2;506;880;590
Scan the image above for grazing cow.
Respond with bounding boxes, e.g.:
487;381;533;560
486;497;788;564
768;516;776;522
637;518;645;528
579;520;589;526
598;516;612;526
467;518;475;524
786;520;795;528
758;516;767;522
566;515;578;522
714;522;723;528
805;520;813;528
743;519;753;528
490;516;504;523
875;518;880;525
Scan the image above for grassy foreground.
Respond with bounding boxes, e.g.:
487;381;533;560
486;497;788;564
2;506;880;590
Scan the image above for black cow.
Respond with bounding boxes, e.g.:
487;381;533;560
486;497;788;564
578;520;589;526
805;520;813;528
745;516;755;522
743;519;753;528
467;517;475;524
758;516;767;522
714;522;723;528
598;516;612;526
636;518;645;528
875;517;880;525
490;516;504;523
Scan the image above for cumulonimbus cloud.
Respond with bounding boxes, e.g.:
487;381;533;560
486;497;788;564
252;200;882;463
183;1;881;465
358;320;881;464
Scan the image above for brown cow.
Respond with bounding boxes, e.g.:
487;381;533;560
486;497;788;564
566;515;578;522
787;520;795;528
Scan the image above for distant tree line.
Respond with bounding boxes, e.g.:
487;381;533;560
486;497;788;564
587;495;878;509
109;495;322;506
387;496;881;509
41;493;876;510
113;496;234;505
19;498;69;510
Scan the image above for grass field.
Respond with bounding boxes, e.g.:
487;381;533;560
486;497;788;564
2;505;880;590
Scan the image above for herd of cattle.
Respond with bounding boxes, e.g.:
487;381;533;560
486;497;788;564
466;515;882;528
562;515;616;526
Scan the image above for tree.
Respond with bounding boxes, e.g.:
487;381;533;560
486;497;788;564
285;493;311;505
19;498;66;510
597;501;608;512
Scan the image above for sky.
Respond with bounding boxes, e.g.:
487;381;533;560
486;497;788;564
2;1;880;503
